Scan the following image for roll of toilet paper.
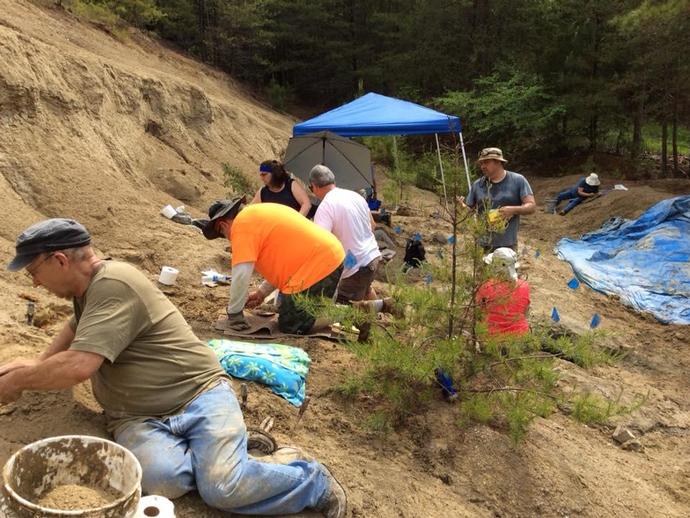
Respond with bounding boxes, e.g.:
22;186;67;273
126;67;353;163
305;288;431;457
133;495;175;517
160;205;177;219
158;266;179;286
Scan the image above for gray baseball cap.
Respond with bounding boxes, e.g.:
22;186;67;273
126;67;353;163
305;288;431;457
7;218;92;271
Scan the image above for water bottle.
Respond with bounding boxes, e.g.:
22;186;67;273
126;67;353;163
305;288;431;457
202;273;230;283
434;369;458;402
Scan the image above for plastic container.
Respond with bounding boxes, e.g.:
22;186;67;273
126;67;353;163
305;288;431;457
158;266;179;286
487;209;502;224
160;205;177;219
133;495;175;517
0;435;142;518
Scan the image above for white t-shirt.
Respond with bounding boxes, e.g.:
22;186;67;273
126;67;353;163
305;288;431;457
314;187;381;279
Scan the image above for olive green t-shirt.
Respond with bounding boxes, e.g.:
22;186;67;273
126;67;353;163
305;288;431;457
69;261;226;435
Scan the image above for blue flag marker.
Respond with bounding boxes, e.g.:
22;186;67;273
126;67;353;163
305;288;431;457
535;249;541;258
447;235;456;244
590;313;601;329
551;307;560;322
413;232;422;242
567;278;580;289
344;250;357;269
394;226;402;234
424;273;433;285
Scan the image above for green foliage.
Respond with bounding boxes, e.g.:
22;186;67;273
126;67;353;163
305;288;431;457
541;331;622;369
63;0;163;28
435;69;566;155
221;163;256;198
365;412;393;434
265;79;293;111
568;391;647;425
57;0;690;171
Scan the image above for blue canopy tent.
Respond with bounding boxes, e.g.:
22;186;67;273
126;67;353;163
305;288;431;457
291;93;471;204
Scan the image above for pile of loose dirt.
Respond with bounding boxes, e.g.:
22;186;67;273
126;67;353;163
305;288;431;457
38;484;116;510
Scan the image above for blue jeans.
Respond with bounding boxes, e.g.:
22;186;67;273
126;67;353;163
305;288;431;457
554;188;583;214
114;380;330;514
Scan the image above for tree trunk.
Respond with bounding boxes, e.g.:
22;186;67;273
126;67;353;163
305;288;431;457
631;105;642;162
672;103;679;177
661;120;668;178
615;129;623;155
589;115;598;152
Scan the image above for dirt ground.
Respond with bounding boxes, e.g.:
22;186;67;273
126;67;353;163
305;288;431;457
0;2;689;517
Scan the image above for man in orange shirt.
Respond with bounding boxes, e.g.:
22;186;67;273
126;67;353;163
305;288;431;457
202;198;345;334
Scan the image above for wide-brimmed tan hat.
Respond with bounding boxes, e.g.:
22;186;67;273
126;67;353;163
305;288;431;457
585;173;600;186
477;147;507;163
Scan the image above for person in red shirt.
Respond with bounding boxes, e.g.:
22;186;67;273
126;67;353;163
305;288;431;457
475;247;530;337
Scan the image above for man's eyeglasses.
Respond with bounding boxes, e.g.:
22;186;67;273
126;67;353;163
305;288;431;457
25;252;55;279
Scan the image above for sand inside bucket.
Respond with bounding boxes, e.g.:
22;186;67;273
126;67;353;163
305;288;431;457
37;484;118;510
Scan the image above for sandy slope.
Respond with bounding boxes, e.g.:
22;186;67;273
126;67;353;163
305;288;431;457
0;2;688;517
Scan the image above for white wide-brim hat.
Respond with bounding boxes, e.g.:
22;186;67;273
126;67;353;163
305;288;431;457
483;247;519;281
585;173;600;186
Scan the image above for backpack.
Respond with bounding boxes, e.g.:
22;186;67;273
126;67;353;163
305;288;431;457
404;238;426;269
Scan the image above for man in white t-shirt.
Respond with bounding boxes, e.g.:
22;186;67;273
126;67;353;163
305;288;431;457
309;165;381;304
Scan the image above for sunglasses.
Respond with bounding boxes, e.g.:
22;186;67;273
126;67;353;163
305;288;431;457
25;252;55;279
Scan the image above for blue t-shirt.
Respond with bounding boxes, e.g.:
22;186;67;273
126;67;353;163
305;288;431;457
576;178;599;197
466;171;533;248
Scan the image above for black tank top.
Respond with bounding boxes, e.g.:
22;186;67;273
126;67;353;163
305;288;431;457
260;177;301;211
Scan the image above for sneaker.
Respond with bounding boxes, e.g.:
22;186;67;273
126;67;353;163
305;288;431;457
316;465;347;518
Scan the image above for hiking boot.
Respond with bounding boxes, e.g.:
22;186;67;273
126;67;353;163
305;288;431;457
316;465;347;518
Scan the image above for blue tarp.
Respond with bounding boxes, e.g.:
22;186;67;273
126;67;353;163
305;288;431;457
293;92;461;137
556;196;690;325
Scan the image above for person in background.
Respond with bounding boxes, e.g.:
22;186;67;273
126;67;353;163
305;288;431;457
475;247;530;338
552;173;601;215
359;186;391;226
251;160;312;217
309;165;381;304
0;218;346;517
202;198;344;335
459;147;535;252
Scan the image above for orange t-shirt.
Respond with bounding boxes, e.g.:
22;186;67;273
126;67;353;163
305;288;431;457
230;203;345;294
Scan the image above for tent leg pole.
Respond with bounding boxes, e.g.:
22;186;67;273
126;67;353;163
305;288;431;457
435;133;448;211
392;136;402;203
459;132;471;194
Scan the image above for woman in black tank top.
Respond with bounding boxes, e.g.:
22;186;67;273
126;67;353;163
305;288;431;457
250;160;312;216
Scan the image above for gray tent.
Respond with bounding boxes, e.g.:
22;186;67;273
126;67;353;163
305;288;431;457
283;131;373;192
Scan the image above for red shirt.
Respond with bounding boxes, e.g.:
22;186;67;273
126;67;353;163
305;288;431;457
475;279;530;337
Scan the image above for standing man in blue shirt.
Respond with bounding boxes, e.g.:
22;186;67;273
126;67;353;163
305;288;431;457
459;147;536;252
552;173;601;215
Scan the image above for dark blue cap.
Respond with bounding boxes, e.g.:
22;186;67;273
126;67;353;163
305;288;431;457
7;218;92;271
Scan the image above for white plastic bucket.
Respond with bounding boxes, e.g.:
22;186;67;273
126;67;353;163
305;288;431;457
158;266;179;286
160;205;177;219
0;435;142;518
